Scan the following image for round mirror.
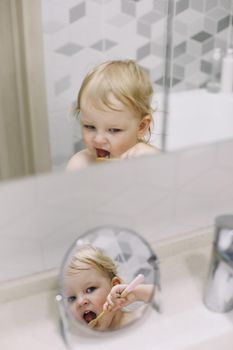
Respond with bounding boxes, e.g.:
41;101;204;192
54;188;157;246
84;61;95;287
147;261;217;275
58;225;160;335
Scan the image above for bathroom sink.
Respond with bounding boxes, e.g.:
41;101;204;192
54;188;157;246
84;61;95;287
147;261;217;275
184;332;233;350
1;228;233;349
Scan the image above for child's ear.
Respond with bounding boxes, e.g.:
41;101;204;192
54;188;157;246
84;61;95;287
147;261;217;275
137;115;151;139
111;277;121;286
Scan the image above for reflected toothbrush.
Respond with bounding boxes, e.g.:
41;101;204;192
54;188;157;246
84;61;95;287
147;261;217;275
120;274;144;298
89;274;144;327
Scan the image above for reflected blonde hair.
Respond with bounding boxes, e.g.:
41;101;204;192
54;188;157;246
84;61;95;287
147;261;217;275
67;245;119;281
76;59;154;120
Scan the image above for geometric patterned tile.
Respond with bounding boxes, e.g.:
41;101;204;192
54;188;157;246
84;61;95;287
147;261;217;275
205;0;219;12
139;11;162;24
137;42;151;60
173;41;187;58
173;64;185;79
174;53;196;66
190;0;206;13
191;30;212;42
69;2;86;23
200;59;212;74
188;35;214;56
43;21;66;34
174;20;188;35
55;42;83;56
137;20;151;38
153;0;169;15
91;39;118;51
219;0;233;11
107;13;133;27
206;7;229;21
41;0;233;169
217;15;231;32
121;0;137;16
175;0;190;15
151;40;166;58
54;76;71;95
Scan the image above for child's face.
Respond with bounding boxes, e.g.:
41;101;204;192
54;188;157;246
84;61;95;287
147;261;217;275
65;264;114;329
79;97;147;159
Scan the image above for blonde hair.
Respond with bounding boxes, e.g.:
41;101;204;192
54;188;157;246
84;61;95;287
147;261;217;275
76;59;154;120
67;245;119;281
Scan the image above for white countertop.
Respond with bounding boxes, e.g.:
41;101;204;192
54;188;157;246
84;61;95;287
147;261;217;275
1;229;233;350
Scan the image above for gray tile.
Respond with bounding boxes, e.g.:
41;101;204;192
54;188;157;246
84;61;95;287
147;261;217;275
54;76;71;95
108;13;133;27
153;0;168;15
156;76;181;87
214;37;228;51
137;42;151;60
174;41;187;58
43;21;65;34
202;37;215;54
191;31;212;42
174;53;196;65
187;39;203;56
55;42;83;56
175;0;190;15
139;11;162;24
171;77;182;86
121;0;136;17
69;2;85;23
204;17;218;34
151;42;166;58
219;0;232;11
137;20;151;38
205;0;218;12
207;7;228;21
217;15;231;32
173;63;185;79
200;59;212;74
190;0;205;12
155;76;164;86
91;39;117;51
174;20;188;35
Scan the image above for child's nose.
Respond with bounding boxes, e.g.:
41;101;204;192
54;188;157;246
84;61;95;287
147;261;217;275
93;131;107;145
77;296;89;307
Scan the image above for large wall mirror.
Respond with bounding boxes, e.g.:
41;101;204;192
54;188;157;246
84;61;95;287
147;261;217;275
1;0;233;181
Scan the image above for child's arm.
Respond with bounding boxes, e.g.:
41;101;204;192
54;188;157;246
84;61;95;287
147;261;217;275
103;283;154;312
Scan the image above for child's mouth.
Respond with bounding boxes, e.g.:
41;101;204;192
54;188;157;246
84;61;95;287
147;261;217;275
83;310;97;324
96;148;110;159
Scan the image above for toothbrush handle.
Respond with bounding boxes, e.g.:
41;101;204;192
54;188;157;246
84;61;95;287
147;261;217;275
121;274;144;298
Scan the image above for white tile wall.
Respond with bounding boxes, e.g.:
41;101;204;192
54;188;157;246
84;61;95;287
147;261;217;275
1;138;233;283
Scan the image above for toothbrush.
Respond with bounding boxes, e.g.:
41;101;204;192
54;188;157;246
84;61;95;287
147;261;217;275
89;274;144;327
120;274;144;298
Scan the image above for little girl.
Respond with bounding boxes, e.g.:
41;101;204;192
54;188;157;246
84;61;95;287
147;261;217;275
66;59;159;171
64;245;154;331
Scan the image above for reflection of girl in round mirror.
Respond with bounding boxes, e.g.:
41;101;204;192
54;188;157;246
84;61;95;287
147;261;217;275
66;59;160;171
64;245;153;331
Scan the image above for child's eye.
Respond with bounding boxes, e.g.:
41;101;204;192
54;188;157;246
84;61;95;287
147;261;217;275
67;295;76;303
86;286;96;294
108;128;122;133
83;124;95;130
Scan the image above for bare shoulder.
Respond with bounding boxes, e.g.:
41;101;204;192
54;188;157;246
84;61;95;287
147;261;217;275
147;143;160;154
66;149;93;171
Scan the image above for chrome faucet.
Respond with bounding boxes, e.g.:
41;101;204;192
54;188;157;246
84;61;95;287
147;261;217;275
204;215;233;313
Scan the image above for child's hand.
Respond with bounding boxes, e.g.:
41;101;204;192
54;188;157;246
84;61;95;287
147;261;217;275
103;284;136;312
120;142;159;159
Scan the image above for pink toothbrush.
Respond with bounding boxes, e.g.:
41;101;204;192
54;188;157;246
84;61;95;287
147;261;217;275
120;273;144;298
